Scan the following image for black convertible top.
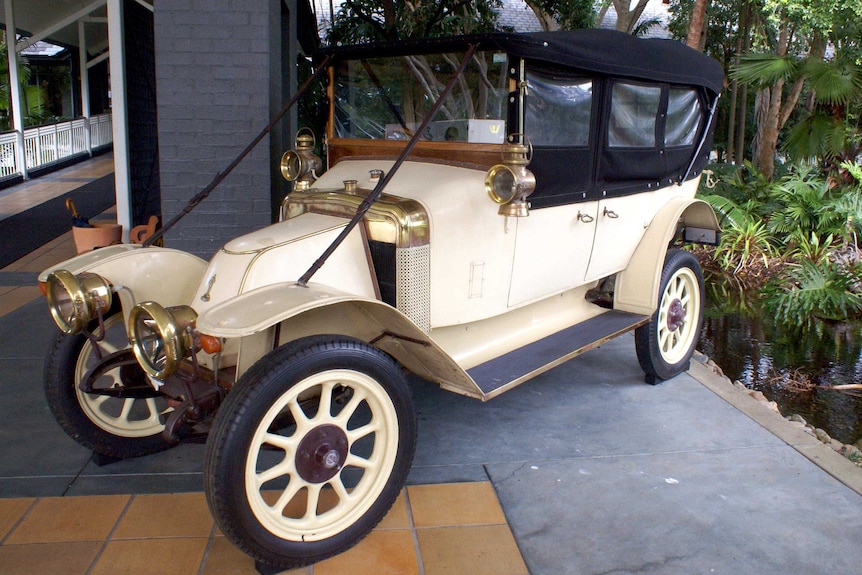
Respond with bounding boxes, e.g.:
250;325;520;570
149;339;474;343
317;28;724;96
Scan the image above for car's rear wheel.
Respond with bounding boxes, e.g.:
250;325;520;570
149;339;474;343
44;311;171;458
204;336;416;570
635;249;704;382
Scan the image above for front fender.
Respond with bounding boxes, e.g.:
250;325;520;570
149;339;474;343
40;246;208;327
38;244;141;282
197;282;483;399
614;198;719;315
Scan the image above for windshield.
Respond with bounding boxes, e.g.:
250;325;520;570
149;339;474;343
333;51;510;144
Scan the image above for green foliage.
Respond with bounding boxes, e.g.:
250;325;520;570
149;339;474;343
766;165;832;245
783;112;846;162
700;160;862;324
700;192;760;230
730;53;798;87
789;232;834;264
715;218;775;274
327;0;503;44
764;260;862;325
803;58;862;106
526;0;596;30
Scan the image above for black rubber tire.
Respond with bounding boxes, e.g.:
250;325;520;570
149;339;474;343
43;312;171;458
204;335;417;570
635;249;705;383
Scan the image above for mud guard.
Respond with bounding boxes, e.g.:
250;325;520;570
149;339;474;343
39;246;208;327
614;198;719;316
196;282;483;398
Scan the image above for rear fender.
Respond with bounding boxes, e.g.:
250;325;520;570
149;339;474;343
197;282;481;397
614;198;719;315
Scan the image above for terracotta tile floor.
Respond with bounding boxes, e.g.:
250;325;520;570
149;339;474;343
0;157;529;574
0;483;527;575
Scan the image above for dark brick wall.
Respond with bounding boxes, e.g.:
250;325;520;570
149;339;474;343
153;0;280;258
125;0;160;227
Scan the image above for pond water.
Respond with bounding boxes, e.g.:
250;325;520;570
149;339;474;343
696;277;862;446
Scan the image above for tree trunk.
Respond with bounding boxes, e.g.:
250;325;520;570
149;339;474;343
757;79;785;180
524;1;559;31
686;0;709;49
754;21;790;179
734;1;752;166
612;0;651;34
726;2;747;164
754;24;826;179
727;79;739;164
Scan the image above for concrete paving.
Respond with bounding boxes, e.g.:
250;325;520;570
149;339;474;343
3;296;862;574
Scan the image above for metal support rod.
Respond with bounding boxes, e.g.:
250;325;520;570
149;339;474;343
297;44;477;287
144;55;334;248
680;94;720;185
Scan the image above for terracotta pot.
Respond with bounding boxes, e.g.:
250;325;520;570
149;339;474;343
72;223;123;254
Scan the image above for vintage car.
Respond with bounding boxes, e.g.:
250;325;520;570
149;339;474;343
38;29;723;572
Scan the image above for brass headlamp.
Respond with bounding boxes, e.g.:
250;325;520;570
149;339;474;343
128;301;199;380
45;270;113;334
280;128;322;191
485;136;536;217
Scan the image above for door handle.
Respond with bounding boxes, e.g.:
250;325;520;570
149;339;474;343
603;207;619;219
577;211;594;223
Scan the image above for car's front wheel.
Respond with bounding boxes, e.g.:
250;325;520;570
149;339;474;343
204;336;417;570
43;311;171;458
635;249;704;382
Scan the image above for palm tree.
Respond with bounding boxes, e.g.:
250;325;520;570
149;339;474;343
782;57;862;179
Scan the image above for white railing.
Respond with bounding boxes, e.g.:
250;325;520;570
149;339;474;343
0;113;113;179
90;114;113;149
0;132;19;179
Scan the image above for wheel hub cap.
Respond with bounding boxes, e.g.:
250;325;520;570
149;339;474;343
666;299;685;332
295;424;349;483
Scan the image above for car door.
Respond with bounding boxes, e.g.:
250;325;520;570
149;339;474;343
507;69;598;307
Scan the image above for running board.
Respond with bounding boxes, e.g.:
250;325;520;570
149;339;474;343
467;310;650;400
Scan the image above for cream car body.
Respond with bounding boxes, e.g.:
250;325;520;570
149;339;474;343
39;29;724;571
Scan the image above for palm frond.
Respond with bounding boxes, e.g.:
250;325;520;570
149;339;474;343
730;53;798;87
700;194;758;230
802;59;862;106
783;112;844;161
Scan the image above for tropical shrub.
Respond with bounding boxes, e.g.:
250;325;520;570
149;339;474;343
698;160;862;324
764;260;862;325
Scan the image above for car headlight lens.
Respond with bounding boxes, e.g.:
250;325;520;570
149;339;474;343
280;150;304;181
486;138;536;215
45;270;112;334
129;302;198;380
486;165;519;204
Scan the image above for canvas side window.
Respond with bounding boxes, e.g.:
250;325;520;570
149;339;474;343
525;71;592;147
665;88;701;147
608;83;660;148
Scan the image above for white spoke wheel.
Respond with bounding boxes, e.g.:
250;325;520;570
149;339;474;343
44;311;171;458
635;249;705;382
204;336;416;570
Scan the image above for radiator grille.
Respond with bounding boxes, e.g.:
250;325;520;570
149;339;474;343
396;245;431;333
